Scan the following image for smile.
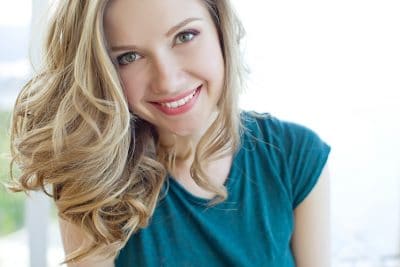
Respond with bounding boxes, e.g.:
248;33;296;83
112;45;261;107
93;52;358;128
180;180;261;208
159;89;197;109
152;85;202;115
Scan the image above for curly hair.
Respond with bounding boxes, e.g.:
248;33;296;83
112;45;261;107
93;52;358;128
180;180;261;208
9;0;246;263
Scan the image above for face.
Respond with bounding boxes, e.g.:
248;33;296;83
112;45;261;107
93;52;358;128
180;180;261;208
104;0;225;139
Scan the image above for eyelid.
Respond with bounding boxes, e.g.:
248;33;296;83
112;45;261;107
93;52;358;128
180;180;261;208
113;28;200;65
115;51;141;66
173;29;200;45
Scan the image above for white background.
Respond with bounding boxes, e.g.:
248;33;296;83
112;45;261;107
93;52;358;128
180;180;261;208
233;0;400;263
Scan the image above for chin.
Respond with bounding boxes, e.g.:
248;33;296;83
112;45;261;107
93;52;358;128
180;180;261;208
167;125;201;138
156;117;206;140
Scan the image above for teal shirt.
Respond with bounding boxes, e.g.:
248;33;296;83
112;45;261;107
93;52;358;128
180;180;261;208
115;112;331;267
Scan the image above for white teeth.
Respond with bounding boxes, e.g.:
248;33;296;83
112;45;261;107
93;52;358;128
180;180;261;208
177;99;186;106
160;89;197;109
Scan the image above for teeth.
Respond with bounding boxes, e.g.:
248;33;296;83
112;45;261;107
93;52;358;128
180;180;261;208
177;99;185;106
160;89;197;109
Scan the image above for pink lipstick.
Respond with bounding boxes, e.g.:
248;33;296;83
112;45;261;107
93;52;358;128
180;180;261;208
152;85;202;116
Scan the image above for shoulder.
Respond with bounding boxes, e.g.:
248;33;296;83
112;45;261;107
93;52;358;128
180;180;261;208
240;110;327;150
240;110;331;208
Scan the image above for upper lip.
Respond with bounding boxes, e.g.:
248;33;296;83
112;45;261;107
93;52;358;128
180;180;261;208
151;85;201;104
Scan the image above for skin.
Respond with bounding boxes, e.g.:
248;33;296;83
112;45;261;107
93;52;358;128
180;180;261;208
60;0;331;266
292;165;331;267
104;0;225;156
105;0;229;197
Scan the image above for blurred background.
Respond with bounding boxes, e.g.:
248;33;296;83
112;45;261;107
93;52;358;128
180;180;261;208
0;0;399;266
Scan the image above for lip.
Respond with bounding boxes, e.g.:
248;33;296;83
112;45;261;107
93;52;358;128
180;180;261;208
151;85;202;116
152;85;201;104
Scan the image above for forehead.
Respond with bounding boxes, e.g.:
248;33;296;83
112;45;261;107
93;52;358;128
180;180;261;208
104;0;212;45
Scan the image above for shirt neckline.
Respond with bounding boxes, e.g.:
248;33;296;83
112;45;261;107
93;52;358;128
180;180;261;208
167;140;244;205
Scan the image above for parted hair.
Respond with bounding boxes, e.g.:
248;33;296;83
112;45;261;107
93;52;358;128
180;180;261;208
9;0;246;263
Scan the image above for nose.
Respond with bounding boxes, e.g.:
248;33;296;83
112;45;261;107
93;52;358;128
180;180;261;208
149;52;183;95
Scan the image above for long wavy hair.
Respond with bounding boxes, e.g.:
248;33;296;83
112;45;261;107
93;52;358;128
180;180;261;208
9;0;246;263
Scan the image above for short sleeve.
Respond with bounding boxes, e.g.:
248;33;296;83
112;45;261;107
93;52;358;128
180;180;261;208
280;121;331;209
240;111;331;210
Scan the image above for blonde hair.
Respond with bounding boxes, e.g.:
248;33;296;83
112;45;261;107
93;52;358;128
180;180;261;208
9;0;246;263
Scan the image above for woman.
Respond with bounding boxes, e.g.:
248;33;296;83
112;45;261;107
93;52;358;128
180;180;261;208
10;0;331;266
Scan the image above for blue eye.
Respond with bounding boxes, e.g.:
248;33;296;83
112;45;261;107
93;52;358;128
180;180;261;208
175;30;199;45
116;52;141;65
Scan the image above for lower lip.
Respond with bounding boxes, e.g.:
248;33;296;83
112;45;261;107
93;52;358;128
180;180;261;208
153;86;202;116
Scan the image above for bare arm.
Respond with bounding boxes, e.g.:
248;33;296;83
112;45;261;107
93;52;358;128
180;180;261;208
58;218;115;267
291;164;331;267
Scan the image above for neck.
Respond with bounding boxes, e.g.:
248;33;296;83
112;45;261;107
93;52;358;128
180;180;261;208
157;110;219;161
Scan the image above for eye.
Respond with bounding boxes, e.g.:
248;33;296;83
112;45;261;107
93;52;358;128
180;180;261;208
116;51;141;65
175;30;199;45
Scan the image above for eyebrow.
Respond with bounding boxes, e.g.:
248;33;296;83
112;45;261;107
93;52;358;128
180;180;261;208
165;17;202;37
111;17;202;52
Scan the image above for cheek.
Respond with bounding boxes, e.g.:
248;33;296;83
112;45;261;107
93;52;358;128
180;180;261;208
119;69;144;107
192;37;225;88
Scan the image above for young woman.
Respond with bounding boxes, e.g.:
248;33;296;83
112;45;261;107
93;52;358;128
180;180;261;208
10;0;331;266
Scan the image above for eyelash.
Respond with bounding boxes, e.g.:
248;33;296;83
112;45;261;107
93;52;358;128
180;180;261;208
175;29;199;45
116;29;200;66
